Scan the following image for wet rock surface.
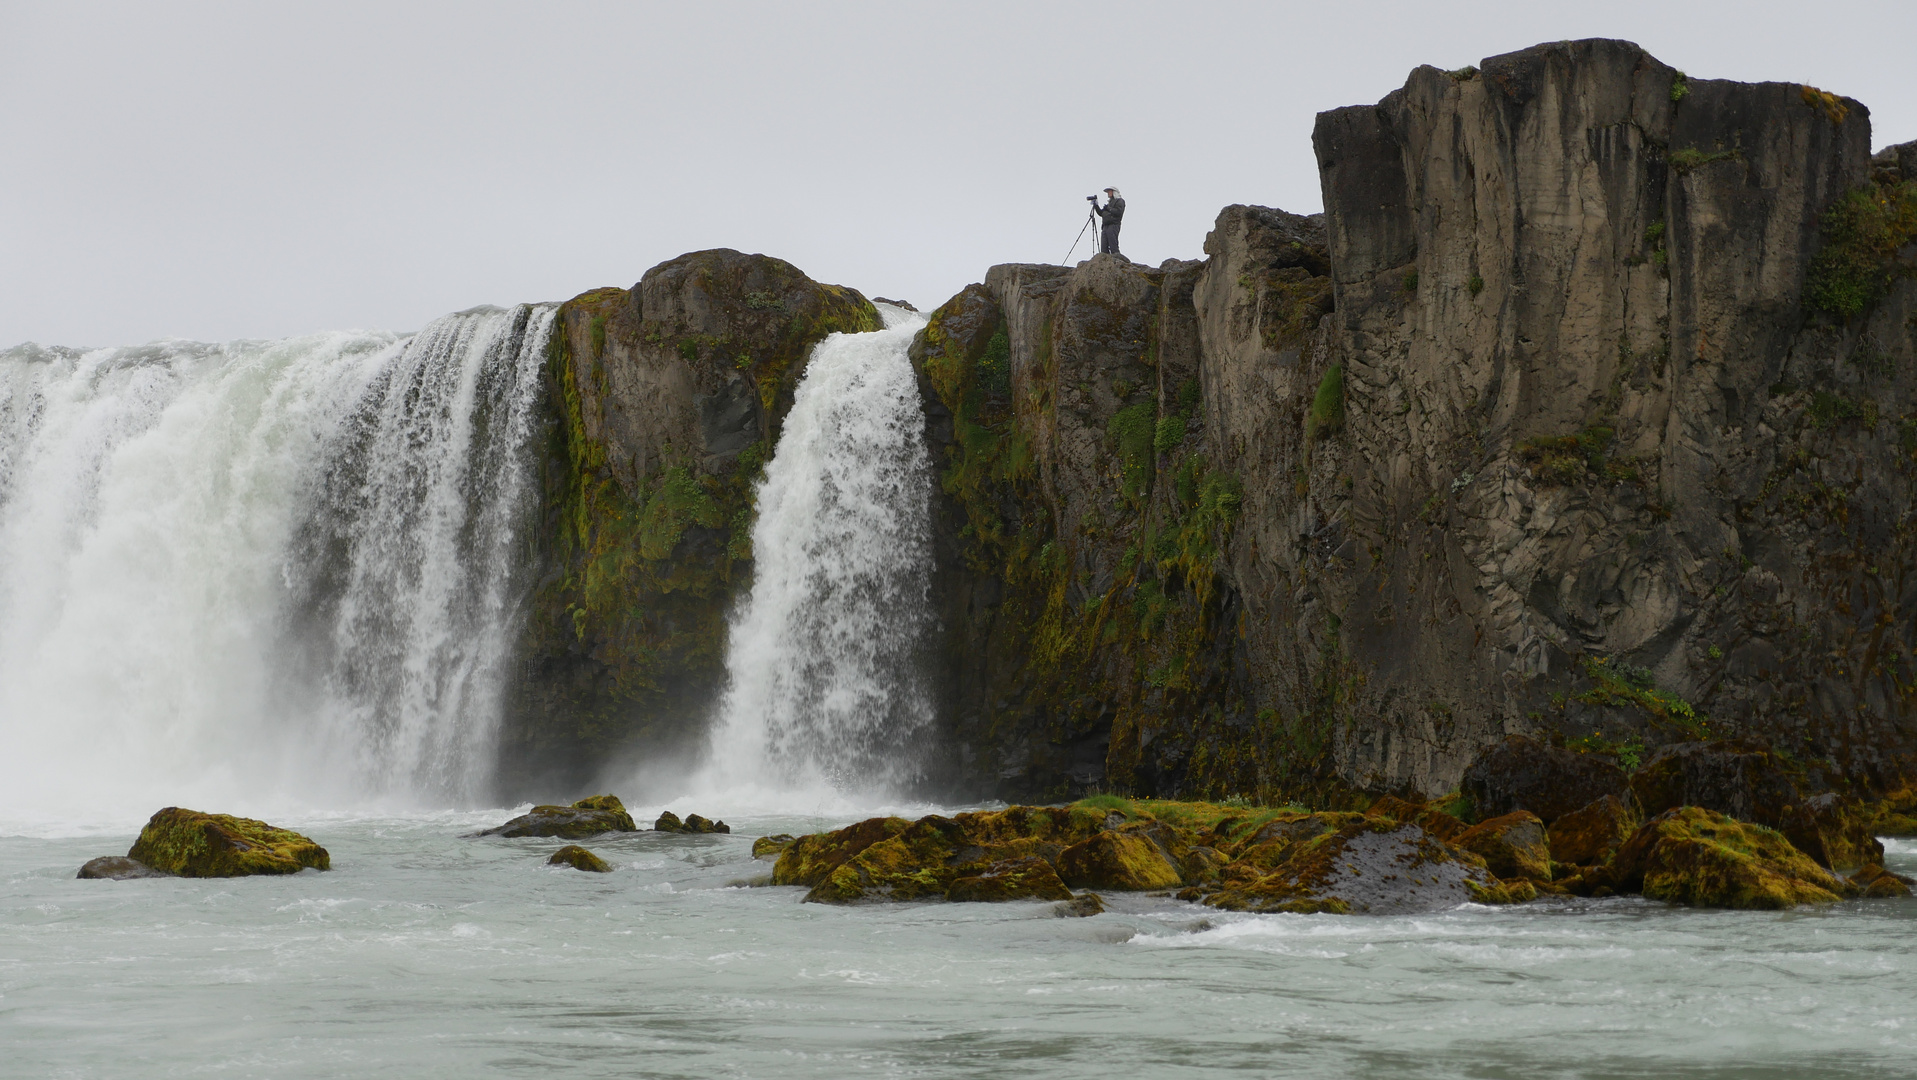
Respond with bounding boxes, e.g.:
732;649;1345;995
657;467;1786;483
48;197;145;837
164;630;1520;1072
76;855;173;880
655;811;730;834
479;795;636;839
1598;807;1847;909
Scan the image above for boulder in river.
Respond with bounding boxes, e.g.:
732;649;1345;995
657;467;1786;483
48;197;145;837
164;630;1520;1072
1056;825;1184;892
77;855;174;880
547;845;613;873
752;834;796;857
1453;811;1552;883
122;807;330;877
1849;863;1914;899
479;795;636;838
655;811;730;834
1603;807;1846;909
1546;795;1639;868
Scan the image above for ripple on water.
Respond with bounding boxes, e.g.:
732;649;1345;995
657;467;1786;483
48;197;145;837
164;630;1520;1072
1;813;1913;1079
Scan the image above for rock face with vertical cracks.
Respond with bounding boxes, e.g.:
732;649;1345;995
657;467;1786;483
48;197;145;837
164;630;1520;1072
499;251;879;796
912;38;1917;804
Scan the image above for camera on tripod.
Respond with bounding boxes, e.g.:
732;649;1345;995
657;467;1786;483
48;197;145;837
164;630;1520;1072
1086;195;1098;202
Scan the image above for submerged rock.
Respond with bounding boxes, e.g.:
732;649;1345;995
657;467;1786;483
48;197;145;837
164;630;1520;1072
124;807;330;877
479;795;637;839
1053;892;1106;918
77;855;173;880
655;811;730;834
547;845;613;873
752;834;796;858
1605;807;1845;909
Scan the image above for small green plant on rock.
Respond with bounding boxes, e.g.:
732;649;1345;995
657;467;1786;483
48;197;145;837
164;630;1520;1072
1669;146;1742;174
1305;365;1344;441
1805;181;1917;319
1577;657;1707;740
1467;275;1485;296
1670;71;1690;103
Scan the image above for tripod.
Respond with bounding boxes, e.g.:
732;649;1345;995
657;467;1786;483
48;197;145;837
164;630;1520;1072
1062;202;1099;265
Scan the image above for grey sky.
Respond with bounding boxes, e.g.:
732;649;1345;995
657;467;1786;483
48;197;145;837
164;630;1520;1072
3;0;1912;348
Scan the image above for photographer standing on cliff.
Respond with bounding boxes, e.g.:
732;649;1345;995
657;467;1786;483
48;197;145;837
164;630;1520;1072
1090;187;1124;256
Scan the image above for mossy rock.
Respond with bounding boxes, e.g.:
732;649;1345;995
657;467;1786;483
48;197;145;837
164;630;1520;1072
1203;819;1522;914
947;856;1073;902
1056;828;1184;891
547;845;612;872
1454;811;1552;882
126;808;330;877
771;816;912;887
1777;793;1883;871
1547;794;1640;867
655;811;730;834
802;816;972;903
752;834;797;858
1609;807;1845;909
1850;863;1915;898
479;796;636;839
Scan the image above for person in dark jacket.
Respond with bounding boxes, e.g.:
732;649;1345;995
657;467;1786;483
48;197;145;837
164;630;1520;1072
1094;187;1125;256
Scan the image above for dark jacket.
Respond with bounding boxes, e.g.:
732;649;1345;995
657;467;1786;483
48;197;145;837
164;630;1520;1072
1095;196;1125;223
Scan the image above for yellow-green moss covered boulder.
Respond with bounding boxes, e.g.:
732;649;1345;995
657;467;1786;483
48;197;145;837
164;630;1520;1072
1455;811;1552;882
547;845;613;872
1850;863;1914;898
947;856;1073;902
479;795;636;839
1203;819;1524;914
752;834;796;858
1547;794;1639;867
1777;793;1883;871
126;808;330;877
1056;827;1184;891
1609;807;1845;909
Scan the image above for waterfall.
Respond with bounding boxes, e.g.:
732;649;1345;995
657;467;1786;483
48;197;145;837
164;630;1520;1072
0;305;554;820
700;305;935;797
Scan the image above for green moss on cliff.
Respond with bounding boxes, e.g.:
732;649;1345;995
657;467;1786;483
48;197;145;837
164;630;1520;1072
1806;180;1917;320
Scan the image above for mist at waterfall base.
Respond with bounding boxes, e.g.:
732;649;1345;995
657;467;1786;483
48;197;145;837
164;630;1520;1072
0;306;554;826
5;315;1917;1079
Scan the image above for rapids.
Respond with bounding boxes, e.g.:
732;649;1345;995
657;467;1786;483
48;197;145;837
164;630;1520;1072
4;816;1913;1078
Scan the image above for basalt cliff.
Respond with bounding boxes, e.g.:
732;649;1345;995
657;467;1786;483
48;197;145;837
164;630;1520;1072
506;39;1917;809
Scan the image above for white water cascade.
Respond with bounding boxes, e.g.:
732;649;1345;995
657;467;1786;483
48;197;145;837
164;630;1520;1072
0;305;554;823
699;305;936;799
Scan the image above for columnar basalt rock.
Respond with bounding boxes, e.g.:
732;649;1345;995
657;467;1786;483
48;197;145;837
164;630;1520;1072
1307;39;1915;796
912;38;1917;806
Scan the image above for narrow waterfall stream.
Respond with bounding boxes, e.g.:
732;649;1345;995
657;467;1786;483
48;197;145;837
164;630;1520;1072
0;305;554;821
699;304;936;798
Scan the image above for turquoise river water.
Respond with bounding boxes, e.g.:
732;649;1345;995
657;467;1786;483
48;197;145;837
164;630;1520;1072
3;809;1914;1079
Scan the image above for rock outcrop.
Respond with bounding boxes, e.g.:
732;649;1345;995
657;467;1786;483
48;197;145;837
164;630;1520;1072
654;811;729;834
772;797;1538;911
106;808;331;877
906;38;1917;807
500;251;878;795
479;795;636;838
547;845;613;872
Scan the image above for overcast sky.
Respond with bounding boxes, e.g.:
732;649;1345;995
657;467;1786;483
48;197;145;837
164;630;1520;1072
3;1;1913;348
